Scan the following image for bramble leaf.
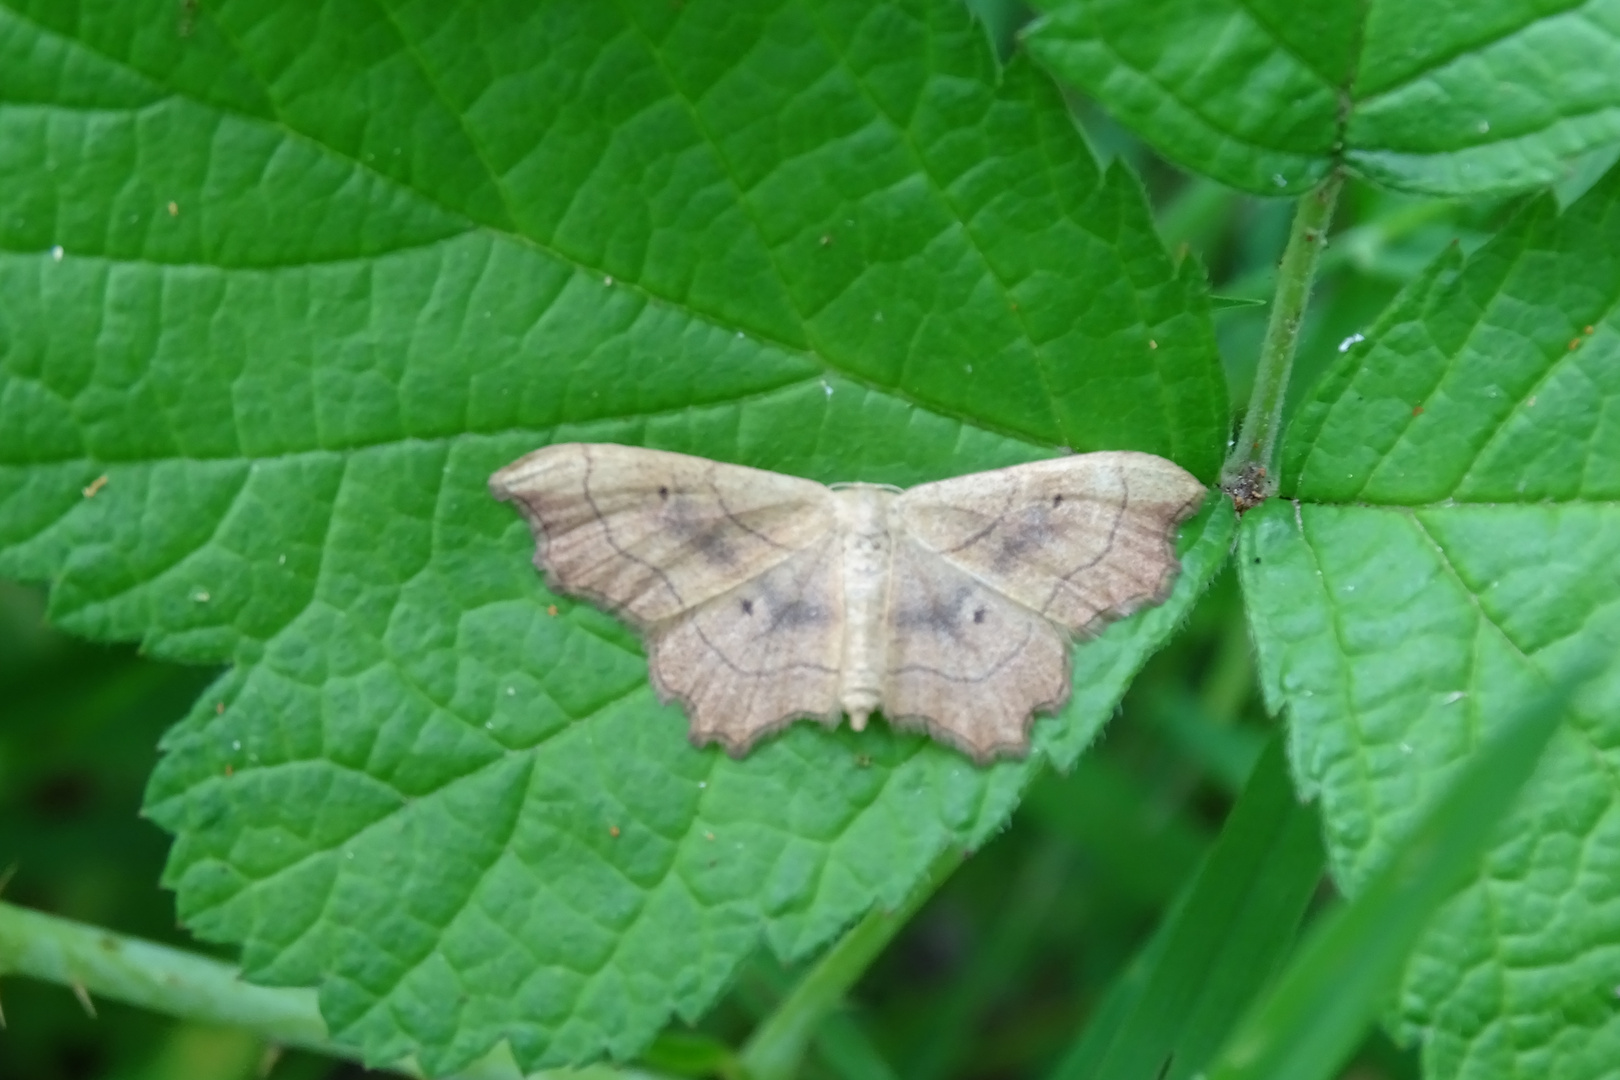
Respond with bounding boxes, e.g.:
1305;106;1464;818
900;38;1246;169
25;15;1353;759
1026;0;1620;196
0;0;1227;1071
1242;168;1620;1078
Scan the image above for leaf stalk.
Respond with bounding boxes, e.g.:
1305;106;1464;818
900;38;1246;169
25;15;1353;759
1220;171;1344;507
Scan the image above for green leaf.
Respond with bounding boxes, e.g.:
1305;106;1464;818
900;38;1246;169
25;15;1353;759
1242;166;1620;1077
1025;0;1620;197
1205;682;1574;1080
1049;733;1325;1080
0;0;1229;1072
1285;178;1620;504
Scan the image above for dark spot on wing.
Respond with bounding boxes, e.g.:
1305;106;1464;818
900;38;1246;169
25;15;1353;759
993;507;1056;570
658;485;670;500
769;597;827;630
659;494;739;566
1052;493;1063;506
895;585;977;639
973;607;986;624
738;577;831;633
688;524;737;565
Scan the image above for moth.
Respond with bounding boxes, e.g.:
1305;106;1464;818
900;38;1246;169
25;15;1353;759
490;444;1205;762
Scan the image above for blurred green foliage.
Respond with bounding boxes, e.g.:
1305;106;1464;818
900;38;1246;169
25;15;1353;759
0;585;335;1080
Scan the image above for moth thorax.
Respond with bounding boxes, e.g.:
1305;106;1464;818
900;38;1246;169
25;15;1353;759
833;487;896;730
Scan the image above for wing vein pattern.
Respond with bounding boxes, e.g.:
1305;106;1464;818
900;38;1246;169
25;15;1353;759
492;444;1205;761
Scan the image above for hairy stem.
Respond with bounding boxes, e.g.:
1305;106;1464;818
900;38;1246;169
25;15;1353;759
1220;170;1344;502
0;901;641;1080
739;846;963;1080
0;901;329;1048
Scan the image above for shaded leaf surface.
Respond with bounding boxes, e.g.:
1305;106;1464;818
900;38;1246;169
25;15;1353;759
1025;0;1620;196
0;0;1227;1071
1242;169;1620;1078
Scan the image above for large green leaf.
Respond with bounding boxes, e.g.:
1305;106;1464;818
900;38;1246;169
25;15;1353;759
1242;168;1620;1077
1025;0;1620;197
0;0;1229;1072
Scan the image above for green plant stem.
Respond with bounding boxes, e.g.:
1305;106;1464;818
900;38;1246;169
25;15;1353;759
0;901;330;1050
0;901;645;1080
739;846;963;1080
1220;171;1344;497
1218;194;1465;299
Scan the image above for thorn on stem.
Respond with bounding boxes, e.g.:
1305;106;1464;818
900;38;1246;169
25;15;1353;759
257;1044;284;1078
71;981;97;1019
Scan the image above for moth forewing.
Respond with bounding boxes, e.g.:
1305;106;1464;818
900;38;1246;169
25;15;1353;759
493;444;1205;760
